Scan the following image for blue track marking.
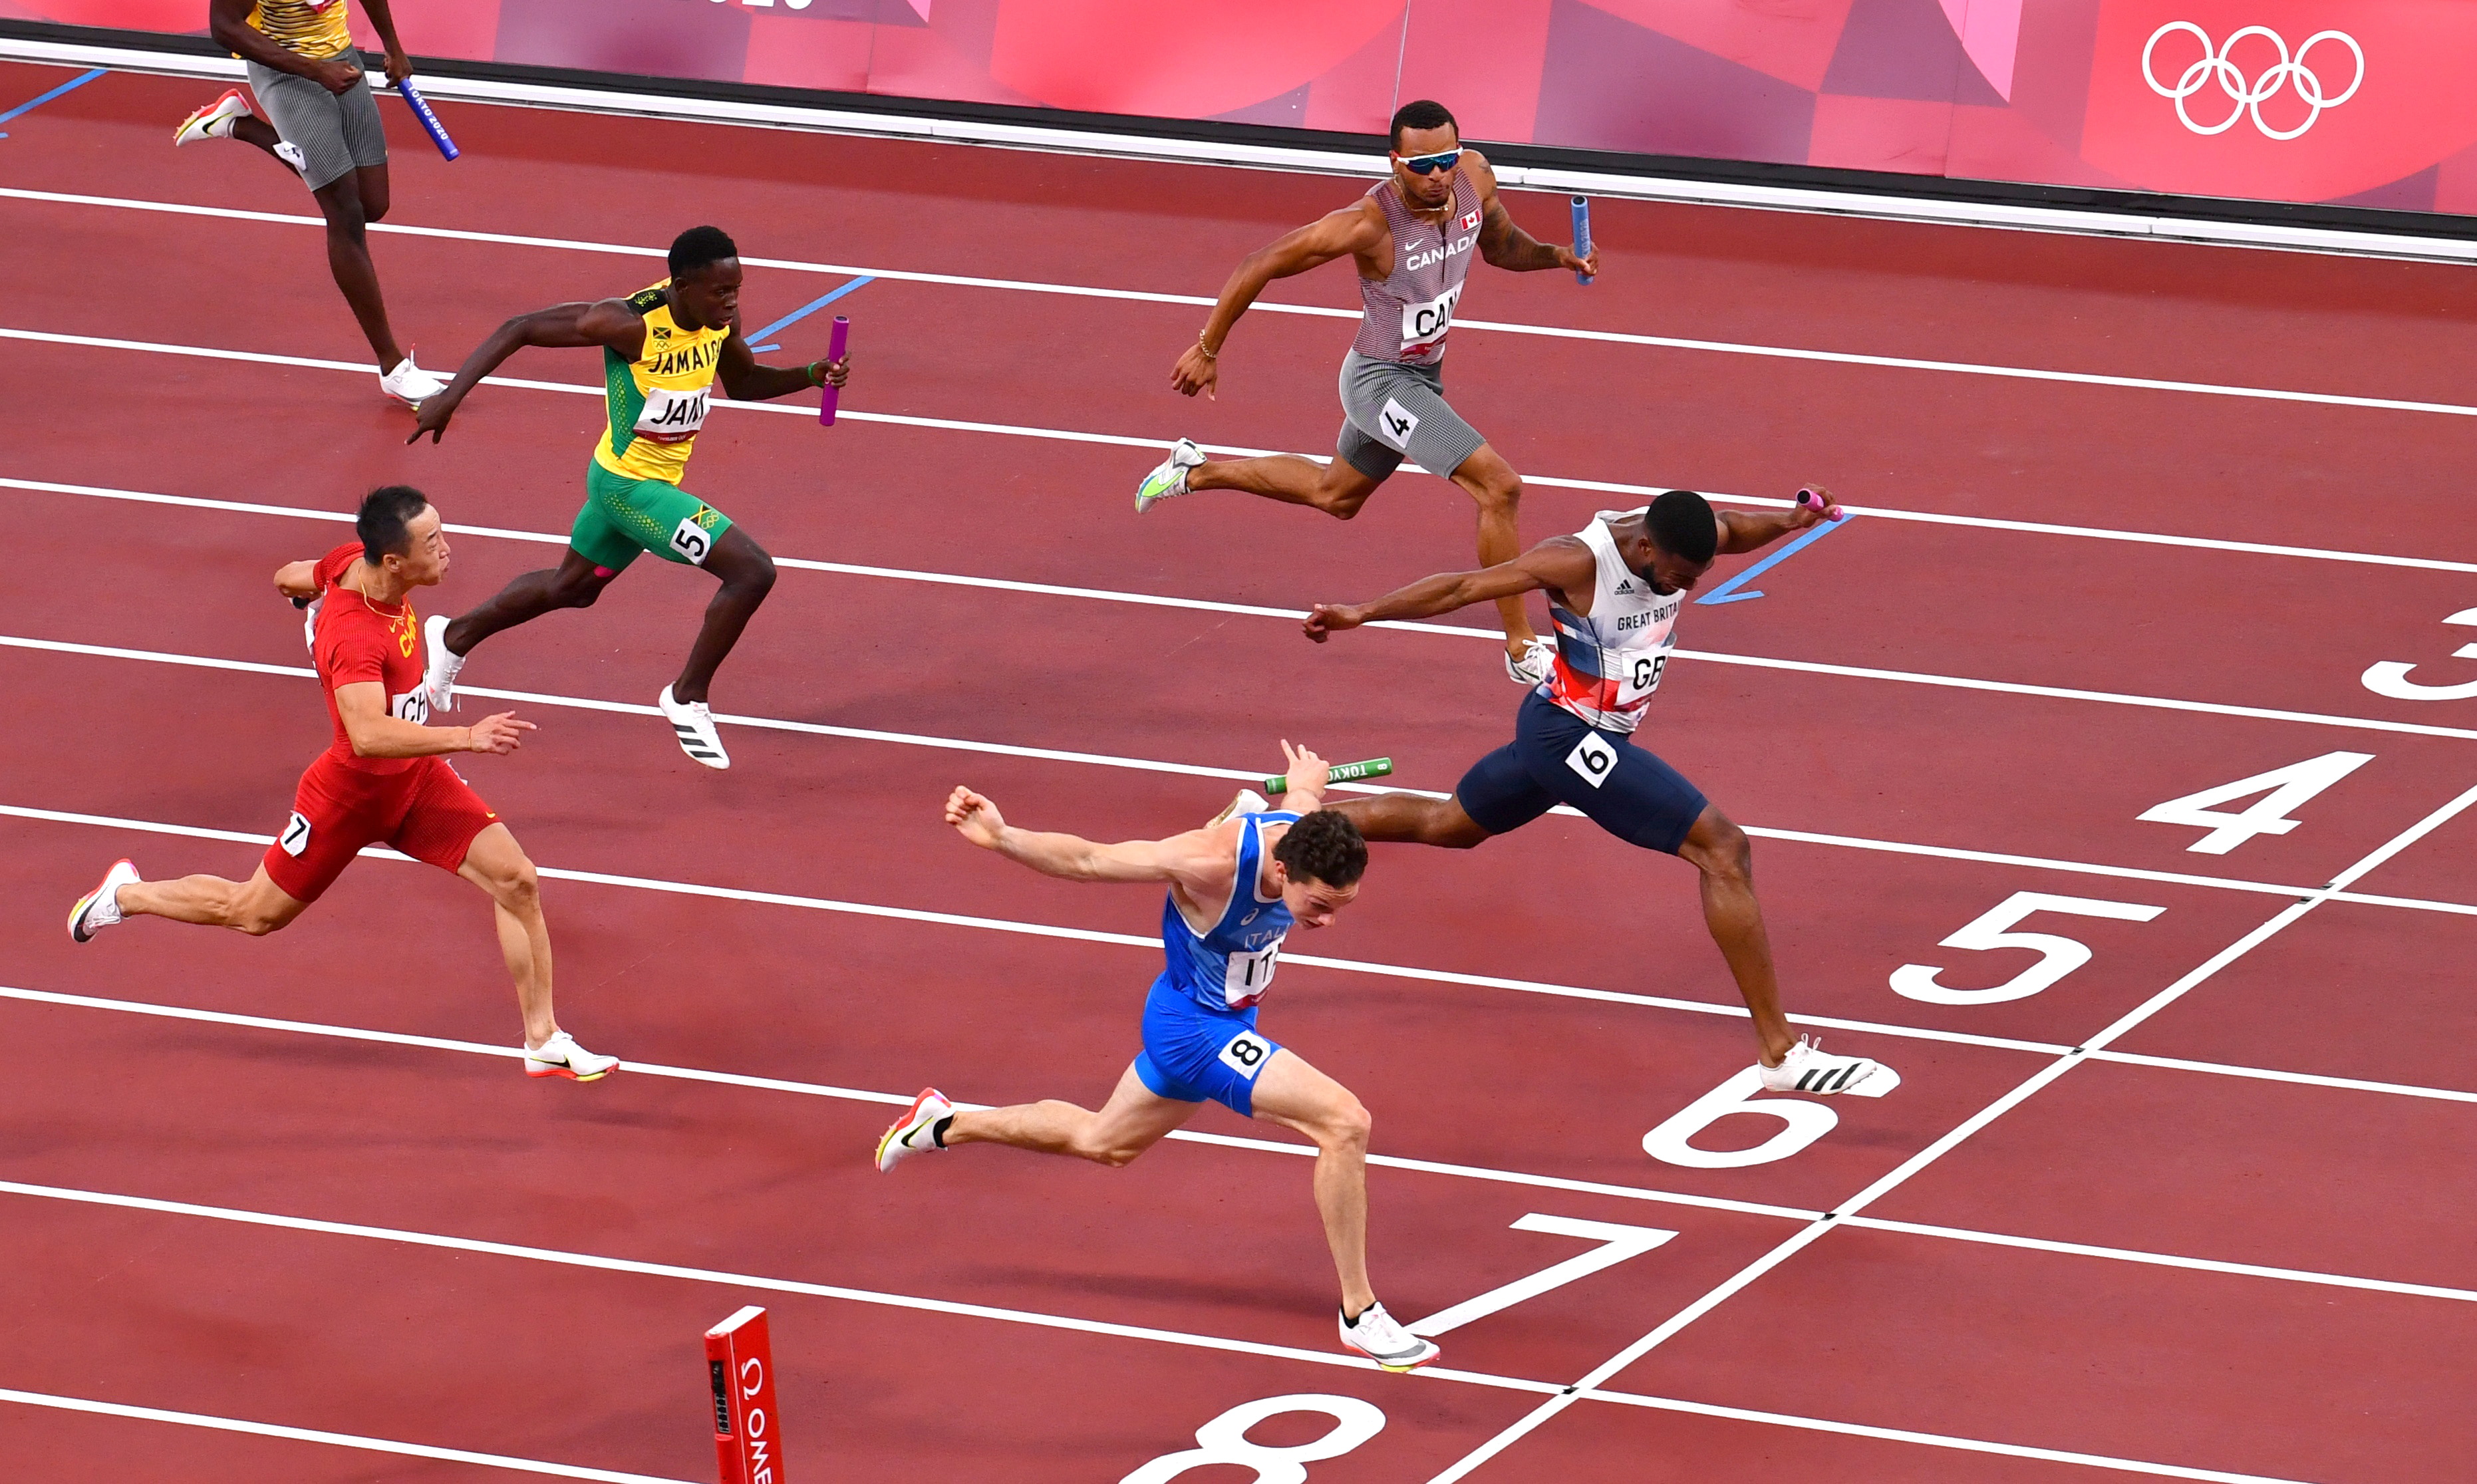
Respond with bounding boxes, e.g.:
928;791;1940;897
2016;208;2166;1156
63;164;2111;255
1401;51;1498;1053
1695;512;1853;606
747;275;873;352
0;68;107;138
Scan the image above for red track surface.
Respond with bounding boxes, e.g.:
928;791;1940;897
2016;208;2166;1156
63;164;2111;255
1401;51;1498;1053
3;63;2474;1483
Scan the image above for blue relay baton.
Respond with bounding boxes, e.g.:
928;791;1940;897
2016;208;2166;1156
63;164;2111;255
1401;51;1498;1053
395;76;459;161
1570;195;1594;285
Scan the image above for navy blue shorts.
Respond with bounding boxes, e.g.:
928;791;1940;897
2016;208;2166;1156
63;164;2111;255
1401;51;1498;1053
1454;691;1709;855
1132;976;1286;1117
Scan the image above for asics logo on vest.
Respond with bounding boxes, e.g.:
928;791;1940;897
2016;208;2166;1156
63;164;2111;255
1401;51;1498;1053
2142;22;2363;140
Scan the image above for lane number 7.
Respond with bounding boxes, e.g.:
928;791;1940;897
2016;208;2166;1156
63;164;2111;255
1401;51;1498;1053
1409;1213;1677;1337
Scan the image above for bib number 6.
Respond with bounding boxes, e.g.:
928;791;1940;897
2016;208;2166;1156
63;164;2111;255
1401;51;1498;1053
1121;1395;1384;1484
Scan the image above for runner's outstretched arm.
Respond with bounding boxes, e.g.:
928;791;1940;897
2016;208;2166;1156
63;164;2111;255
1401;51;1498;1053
1715;486;1842;553
406;300;643;443
714;323;849;402
1302;535;1593;641
945;787;1223;885
1171;203;1387;399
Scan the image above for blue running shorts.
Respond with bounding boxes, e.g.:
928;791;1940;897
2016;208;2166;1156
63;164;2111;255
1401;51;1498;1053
1454;690;1710;855
1132;976;1286;1117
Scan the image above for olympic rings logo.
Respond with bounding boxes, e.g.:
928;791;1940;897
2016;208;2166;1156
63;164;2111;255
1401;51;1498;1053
2142;22;2364;140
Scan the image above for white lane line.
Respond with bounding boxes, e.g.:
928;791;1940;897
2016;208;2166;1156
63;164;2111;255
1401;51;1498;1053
17;473;2477;749
2087;1048;2477;1105
13;628;2477;924
0;1181;2323;1484
1423;776;2477;1483
16;185;2477;431
0;1179;1557;1395
0;983;1816;1223
0;800;2071;1058
8;329;2477;579
0;1389;695;1484
1837;1217;2477;1304
1568;1389;2319;1484
11;804;2474;1109
19;978;2474;1289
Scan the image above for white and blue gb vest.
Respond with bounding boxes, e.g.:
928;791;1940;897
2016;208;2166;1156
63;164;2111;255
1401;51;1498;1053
1159;811;1299;1012
1538;508;1685;735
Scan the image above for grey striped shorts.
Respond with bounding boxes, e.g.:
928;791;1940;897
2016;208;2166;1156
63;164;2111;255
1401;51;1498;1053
247;60;386;191
1334;349;1489;482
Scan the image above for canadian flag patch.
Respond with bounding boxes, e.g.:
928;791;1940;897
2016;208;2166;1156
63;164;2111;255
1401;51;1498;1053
1460;208;1482;231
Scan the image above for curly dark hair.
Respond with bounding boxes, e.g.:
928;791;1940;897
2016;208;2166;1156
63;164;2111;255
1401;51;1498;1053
668;224;738;280
1272;808;1368;889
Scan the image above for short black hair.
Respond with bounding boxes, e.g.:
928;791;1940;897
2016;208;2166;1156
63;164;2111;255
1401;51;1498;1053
1646;489;1718;565
1389;99;1458;151
357;485;432;564
669;225;738;280
1273;808;1368;890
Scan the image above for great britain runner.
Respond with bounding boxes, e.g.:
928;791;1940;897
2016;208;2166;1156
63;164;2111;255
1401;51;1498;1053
405;225;849;770
1305;488;1898;1097
875;744;1445;1370
65;486;619;1082
1134;98;1596;685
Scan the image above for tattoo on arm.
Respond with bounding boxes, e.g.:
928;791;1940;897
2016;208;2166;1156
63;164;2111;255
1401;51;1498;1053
1479;202;1562;272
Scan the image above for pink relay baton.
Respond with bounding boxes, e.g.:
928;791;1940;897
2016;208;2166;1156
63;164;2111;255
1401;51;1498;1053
1798;487;1845;521
818;315;849;426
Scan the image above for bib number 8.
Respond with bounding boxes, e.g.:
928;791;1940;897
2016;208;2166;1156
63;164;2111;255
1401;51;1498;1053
1121;1394;1385;1484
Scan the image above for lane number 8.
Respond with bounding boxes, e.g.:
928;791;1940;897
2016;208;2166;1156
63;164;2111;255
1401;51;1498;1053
1122;1395;1385;1483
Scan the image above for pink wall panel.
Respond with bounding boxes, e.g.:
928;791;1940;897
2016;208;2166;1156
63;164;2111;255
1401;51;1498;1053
23;0;2477;214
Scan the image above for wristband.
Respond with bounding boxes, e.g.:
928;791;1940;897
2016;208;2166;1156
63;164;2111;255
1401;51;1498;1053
1195;333;1217;361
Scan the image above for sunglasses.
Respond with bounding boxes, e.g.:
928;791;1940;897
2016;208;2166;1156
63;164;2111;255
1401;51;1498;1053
1397;148;1461;175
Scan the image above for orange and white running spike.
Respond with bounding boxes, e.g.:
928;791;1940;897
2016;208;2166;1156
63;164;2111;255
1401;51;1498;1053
174;88;251;146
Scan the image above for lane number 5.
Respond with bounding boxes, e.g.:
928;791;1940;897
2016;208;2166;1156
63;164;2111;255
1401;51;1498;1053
1891;892;2164;1005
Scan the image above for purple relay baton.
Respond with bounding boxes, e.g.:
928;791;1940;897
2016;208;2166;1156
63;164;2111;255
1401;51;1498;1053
818;315;849;426
395;77;458;161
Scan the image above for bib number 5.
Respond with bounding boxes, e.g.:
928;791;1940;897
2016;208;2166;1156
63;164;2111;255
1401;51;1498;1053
670;516;715;565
